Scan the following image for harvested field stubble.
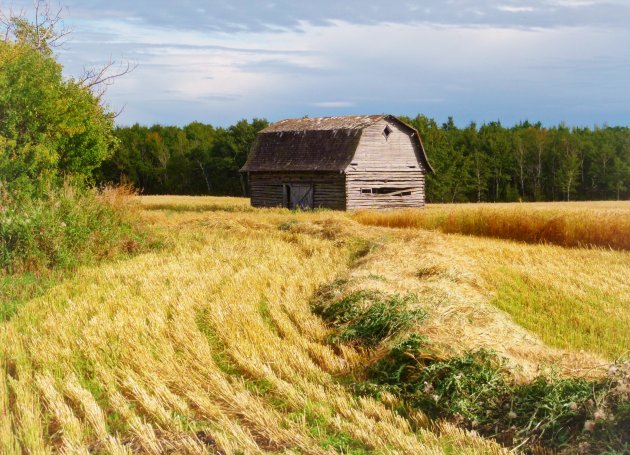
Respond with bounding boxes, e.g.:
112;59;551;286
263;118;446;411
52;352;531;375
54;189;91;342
1;196;627;453
0;197;507;454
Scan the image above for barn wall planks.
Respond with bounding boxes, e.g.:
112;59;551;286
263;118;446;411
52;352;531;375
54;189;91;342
346;170;425;209
244;116;430;211
345;121;426;209
249;172;346;209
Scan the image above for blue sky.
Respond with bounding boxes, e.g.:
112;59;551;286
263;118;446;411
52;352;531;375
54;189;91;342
7;0;630;127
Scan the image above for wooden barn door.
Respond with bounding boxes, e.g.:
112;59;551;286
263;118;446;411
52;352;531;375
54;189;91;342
284;184;313;209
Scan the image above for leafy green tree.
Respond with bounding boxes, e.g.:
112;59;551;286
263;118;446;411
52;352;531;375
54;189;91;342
554;127;581;201
0;41;115;190
609;157;630;200
184;122;215;194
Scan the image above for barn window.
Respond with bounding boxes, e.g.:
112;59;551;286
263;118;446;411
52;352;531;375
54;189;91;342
372;187;399;194
363;188;413;196
383;126;392;140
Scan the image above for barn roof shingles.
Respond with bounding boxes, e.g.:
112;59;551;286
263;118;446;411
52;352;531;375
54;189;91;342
240;114;433;172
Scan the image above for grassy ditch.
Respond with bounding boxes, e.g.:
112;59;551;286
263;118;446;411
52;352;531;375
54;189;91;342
314;286;630;453
0;183;155;320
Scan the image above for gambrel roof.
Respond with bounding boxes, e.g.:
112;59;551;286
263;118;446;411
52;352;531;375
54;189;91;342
240;115;433;173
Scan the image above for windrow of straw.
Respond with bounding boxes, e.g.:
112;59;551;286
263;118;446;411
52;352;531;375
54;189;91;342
0;198;507;454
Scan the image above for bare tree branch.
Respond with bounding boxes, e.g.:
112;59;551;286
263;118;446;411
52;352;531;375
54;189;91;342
1;0;71;52
78;57;137;99
2;1;136;98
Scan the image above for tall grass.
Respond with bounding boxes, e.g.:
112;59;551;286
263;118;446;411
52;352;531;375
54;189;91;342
0;182;144;273
354;203;630;250
0;182;150;320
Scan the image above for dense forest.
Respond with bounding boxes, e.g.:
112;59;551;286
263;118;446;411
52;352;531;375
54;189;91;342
98;116;630;202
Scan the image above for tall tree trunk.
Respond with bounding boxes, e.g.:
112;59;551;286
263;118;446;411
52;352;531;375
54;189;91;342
518;143;525;199
196;160;211;193
476;168;482;202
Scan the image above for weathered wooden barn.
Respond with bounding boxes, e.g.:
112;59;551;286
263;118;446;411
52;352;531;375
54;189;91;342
240;115;433;210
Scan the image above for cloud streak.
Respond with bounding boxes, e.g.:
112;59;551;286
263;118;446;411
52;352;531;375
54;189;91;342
61;0;630;31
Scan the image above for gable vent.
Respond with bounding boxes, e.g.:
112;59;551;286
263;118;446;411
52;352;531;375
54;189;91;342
383;126;392;140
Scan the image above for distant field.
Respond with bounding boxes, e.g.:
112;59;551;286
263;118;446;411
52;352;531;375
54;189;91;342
355;201;630;250
1;196;627;453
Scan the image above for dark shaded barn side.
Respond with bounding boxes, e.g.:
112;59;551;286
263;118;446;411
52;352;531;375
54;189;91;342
249;172;346;210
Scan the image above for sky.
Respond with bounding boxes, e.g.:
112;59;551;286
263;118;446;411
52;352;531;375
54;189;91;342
4;0;630;127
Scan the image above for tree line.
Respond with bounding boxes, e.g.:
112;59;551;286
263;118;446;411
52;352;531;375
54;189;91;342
97;120;269;196
100;117;630;202
404;116;630;203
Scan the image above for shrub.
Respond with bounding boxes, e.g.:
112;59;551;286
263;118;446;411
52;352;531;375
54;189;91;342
0;181;145;274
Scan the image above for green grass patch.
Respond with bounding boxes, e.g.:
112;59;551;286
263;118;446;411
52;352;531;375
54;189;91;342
490;267;630;360
278;219;298;231
314;281;630;453
319;432;372;454
195;310;243;378
313;289;426;348
143;202;255;213
0;272;58;321
258;299;279;335
347;237;381;263
287;401;372;454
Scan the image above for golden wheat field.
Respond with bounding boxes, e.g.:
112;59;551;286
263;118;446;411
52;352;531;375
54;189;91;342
354;201;630;250
1;196;628;454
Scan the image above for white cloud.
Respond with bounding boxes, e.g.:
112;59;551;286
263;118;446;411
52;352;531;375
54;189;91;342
497;5;536;13
549;0;611;7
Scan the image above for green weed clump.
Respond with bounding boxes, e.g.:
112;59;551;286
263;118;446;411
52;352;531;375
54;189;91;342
314;283;630;453
365;337;630;452
313;289;426;348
